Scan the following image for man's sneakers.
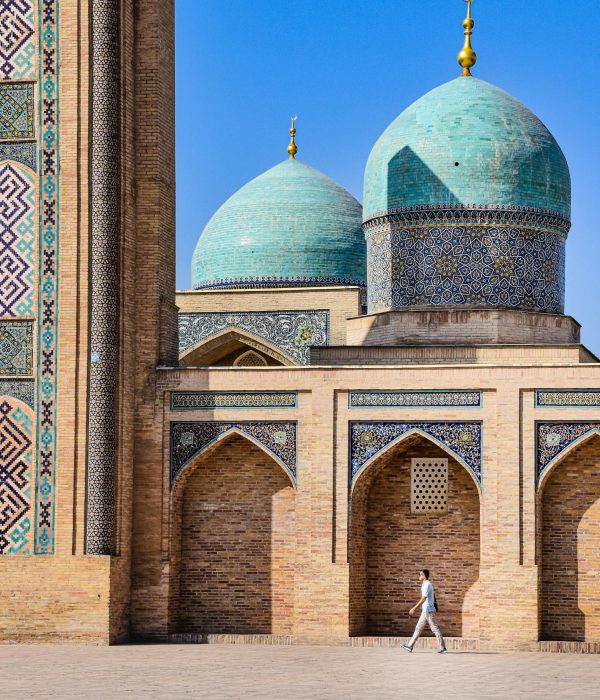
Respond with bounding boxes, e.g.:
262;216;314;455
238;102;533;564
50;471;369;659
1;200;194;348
438;647;448;654
400;643;413;652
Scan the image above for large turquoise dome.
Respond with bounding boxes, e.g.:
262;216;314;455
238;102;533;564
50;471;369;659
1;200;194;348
193;159;366;290
363;77;571;221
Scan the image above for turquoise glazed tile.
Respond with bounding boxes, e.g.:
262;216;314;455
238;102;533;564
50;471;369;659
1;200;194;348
192;159;366;289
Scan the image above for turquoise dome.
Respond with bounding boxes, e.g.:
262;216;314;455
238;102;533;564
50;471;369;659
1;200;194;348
363;77;571;221
193;159;366;289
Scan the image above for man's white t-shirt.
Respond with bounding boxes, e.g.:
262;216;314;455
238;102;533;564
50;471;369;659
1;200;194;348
421;580;436;613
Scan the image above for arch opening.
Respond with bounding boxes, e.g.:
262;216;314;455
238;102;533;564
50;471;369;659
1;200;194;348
539;433;600;642
169;432;296;635
349;434;481;639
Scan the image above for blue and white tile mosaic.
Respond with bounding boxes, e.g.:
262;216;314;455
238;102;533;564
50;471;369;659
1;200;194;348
0;0;35;81
537;422;600;483
179;310;328;365
349;390;482;408
171;391;297;410
0;82;34;139
364;207;566;314
350;421;482;488
171;421;297;487
535;390;600;408
0;320;33;374
0;141;36;170
0;378;34;408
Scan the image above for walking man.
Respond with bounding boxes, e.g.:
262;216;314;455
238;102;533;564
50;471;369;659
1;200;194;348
401;569;447;653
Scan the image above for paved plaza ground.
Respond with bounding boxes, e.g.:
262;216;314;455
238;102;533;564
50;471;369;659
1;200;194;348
1;644;599;699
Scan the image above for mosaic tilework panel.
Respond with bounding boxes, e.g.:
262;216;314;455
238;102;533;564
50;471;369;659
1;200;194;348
0;319;32;374
365;220;565;314
0;378;33;407
0;1;35;80
0;81;34;138
0;398;34;554
536;390;600;408
0;141;35;169
179;310;329;365
171;391;298;410
349;390;482;408
0;161;34;315
171;422;297;486
34;0;58;554
350;421;482;487
537;423;600;482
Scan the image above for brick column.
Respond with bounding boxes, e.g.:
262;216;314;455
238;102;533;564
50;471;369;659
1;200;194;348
86;0;121;555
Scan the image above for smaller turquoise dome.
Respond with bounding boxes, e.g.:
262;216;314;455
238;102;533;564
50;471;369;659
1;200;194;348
193;159;366;289
363;77;571;221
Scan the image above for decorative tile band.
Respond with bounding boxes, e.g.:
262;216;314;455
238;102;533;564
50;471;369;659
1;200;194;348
0;320;33;374
0;1;35;80
86;0;121;556
363;204;571;236
537;422;600;483
193;275;365;291
536;390;600;408
349;390;482;408
171;391;298;410
0;398;34;554
350;421;482;488
34;0;59;554
0;161;35;316
179;310;329;365
366;223;565;314
0;81;34;138
0;378;34;408
170;421;297;487
0;141;36;170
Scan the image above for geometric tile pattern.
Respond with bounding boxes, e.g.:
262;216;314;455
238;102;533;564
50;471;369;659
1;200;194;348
0;319;32;374
0;161;34;316
170;421;297;487
536;422;600;484
0;399;33;554
0;378;34;407
86;0;121;556
0;81;34;138
535;390;600;408
179;310;329;365
0;141;36;170
350;421;482;488
0;1;35;80
34;0;58;554
171;391;298;410
365;209;566;314
349;390;482;408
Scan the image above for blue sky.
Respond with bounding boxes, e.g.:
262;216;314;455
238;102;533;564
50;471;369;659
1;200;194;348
176;0;600;354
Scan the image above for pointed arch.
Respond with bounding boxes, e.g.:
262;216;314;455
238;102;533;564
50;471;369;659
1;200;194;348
351;427;482;496
538;428;600;492
179;327;297;366
172;427;297;491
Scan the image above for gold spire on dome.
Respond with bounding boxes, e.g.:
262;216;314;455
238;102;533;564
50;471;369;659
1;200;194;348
287;115;298;159
457;0;477;76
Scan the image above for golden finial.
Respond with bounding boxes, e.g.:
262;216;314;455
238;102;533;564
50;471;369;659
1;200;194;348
458;0;477;76
287;115;298;160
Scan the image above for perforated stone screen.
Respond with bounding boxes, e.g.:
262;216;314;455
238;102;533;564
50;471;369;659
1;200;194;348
411;458;448;514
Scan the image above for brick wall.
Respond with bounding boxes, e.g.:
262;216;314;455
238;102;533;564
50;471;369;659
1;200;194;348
541;437;600;641
350;437;480;637
175;435;296;634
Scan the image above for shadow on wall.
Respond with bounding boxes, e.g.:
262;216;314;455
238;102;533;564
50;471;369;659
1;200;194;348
540;435;600;642
386;146;461;211
349;435;480;638
170;434;296;635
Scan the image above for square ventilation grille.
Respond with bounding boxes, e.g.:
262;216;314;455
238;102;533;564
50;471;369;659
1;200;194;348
411;458;448;514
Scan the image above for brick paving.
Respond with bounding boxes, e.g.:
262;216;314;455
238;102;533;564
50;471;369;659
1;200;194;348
1;644;599;699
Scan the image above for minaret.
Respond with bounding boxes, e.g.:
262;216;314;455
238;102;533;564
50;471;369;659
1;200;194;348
458;0;477;76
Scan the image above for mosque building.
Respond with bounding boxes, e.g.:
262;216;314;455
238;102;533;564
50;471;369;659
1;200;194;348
1;0;599;651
